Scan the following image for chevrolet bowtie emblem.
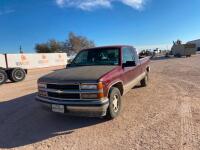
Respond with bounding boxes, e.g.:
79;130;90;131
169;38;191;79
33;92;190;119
57;90;63;94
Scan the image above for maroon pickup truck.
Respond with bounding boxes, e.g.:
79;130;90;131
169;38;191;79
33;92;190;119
36;45;150;119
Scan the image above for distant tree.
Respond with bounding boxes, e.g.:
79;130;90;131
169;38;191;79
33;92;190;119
35;32;95;53
35;39;65;53
66;32;95;54
35;43;50;53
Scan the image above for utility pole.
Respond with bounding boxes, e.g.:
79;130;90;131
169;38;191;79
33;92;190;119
19;45;24;53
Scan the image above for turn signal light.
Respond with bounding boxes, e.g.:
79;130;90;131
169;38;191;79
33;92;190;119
97;82;103;90
97;82;104;99
98;93;104;99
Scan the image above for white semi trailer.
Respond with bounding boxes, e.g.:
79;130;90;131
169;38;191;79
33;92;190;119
0;54;27;85
171;40;197;57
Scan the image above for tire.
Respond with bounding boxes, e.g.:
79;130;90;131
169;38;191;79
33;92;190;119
140;72;149;87
8;68;26;82
0;69;8;85
106;87;122;119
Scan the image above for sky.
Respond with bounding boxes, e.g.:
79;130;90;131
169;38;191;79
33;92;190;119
0;0;200;53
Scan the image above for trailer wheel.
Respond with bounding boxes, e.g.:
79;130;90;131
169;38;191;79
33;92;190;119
0;69;8;85
8;68;26;82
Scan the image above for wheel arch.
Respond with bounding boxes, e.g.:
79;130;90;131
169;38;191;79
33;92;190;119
146;66;150;73
107;81;124;97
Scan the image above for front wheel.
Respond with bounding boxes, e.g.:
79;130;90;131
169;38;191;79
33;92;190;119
106;87;122;119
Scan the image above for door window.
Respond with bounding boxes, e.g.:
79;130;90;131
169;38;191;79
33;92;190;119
122;48;133;64
130;47;139;64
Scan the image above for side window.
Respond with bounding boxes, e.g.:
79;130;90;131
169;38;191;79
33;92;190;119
74;51;88;64
130;48;139;64
122;47;133;63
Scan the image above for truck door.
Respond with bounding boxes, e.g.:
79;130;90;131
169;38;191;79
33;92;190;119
129;47;142;79
122;47;138;85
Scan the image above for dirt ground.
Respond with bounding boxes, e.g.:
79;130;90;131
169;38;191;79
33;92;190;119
0;55;200;150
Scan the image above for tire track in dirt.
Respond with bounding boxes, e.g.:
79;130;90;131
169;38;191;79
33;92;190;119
168;80;199;150
168;81;198;150
191;99;200;149
179;97;196;150
154;61;200;150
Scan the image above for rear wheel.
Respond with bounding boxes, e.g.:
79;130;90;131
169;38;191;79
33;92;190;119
8;68;26;82
0;69;8;85
141;72;149;87
106;87;122;119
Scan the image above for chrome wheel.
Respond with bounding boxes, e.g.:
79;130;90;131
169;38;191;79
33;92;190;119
106;87;121;119
15;70;23;80
112;94;119;113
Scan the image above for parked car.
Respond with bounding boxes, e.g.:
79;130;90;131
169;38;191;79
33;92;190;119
36;45;150;119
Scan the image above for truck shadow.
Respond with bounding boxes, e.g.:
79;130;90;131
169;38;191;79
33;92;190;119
0;93;105;149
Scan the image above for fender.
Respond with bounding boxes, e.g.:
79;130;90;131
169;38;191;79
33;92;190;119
106;79;124;97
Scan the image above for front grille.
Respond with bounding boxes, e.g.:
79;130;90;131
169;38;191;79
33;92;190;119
47;84;79;90
48;92;80;99
46;83;80;100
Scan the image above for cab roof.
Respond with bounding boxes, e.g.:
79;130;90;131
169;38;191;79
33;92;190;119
82;45;134;51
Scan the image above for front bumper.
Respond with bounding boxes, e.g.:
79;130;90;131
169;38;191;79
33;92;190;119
35;95;109;117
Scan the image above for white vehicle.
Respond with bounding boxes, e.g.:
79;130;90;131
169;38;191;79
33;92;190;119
171;40;197;57
0;54;27;85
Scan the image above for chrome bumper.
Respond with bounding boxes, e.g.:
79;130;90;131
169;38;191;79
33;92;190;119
35;95;109;117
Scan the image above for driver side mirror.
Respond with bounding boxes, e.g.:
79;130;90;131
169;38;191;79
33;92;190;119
122;61;136;68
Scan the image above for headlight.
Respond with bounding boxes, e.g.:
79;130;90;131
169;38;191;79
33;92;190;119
38;83;47;89
80;84;97;90
81;93;98;99
38;90;48;97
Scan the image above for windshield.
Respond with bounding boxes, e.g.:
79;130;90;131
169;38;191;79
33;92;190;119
71;48;120;66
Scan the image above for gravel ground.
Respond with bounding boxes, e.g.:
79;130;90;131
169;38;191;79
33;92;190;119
0;55;200;150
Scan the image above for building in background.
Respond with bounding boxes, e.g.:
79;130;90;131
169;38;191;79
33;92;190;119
187;39;200;51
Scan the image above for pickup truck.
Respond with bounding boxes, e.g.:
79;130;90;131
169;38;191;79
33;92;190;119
36;45;150;119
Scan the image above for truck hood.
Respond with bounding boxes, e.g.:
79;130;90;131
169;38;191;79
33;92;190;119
38;66;117;83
